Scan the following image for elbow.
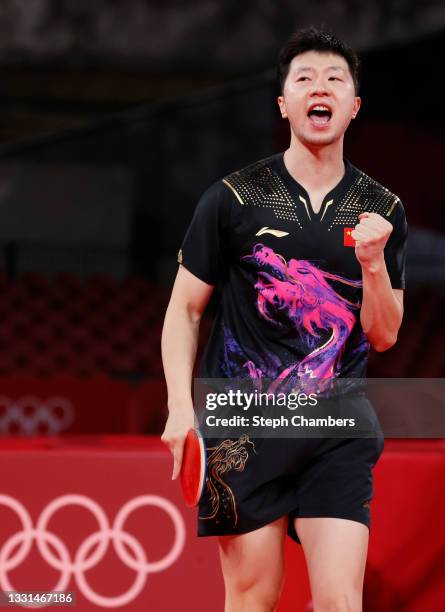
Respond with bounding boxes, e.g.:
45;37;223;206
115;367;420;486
372;333;398;352
186;302;204;325
163;299;202;328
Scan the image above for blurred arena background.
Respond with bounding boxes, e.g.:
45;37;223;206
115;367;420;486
0;2;444;610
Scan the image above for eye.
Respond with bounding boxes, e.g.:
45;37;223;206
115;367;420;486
329;76;342;81
297;76;310;81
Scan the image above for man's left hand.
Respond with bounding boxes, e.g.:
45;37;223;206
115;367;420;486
351;212;393;271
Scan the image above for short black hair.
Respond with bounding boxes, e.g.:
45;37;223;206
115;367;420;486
277;26;361;94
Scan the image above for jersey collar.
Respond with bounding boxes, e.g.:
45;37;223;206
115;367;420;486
275;152;357;223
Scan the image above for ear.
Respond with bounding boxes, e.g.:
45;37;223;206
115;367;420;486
277;95;288;119
352;96;361;119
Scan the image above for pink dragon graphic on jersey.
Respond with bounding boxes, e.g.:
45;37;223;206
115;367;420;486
222;243;367;394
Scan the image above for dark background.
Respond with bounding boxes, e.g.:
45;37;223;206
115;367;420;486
0;0;444;392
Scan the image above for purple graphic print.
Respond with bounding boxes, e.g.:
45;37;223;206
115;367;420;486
221;243;368;394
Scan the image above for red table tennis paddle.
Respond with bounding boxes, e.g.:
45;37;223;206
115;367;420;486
180;428;207;507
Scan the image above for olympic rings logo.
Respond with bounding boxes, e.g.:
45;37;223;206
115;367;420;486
0;396;75;435
0;494;186;607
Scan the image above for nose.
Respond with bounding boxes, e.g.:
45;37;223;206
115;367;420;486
309;77;330;96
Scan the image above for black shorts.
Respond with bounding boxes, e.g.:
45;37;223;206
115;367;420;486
197;397;385;545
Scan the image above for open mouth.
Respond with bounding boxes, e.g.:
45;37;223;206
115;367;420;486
307;105;332;126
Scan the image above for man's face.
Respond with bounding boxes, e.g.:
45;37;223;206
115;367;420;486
277;51;361;148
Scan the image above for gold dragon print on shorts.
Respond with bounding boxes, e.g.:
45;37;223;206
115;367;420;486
198;434;257;527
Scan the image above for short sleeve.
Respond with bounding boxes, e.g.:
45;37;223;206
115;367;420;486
177;180;232;286
384;198;408;289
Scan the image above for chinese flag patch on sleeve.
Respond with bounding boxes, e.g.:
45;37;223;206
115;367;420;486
343;227;356;247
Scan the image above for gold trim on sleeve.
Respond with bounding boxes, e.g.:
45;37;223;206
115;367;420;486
386;197;399;217
222;178;245;205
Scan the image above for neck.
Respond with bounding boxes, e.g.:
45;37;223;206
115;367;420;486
284;133;345;185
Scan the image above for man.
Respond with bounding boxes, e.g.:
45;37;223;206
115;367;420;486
161;26;407;612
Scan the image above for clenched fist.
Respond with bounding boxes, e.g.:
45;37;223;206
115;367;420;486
351;212;393;270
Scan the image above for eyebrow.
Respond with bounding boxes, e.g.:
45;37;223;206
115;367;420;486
294;65;346;74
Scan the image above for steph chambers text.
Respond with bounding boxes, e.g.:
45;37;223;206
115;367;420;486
205;415;356;428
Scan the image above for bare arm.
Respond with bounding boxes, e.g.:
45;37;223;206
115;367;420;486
352;211;404;351
360;262;404;351
161;264;215;479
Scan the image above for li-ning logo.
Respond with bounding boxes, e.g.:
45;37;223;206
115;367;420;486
0;493;186;607
255;227;289;238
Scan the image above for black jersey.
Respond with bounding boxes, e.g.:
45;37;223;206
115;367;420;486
177;152;407;395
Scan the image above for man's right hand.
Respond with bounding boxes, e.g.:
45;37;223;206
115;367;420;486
160;408;196;480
